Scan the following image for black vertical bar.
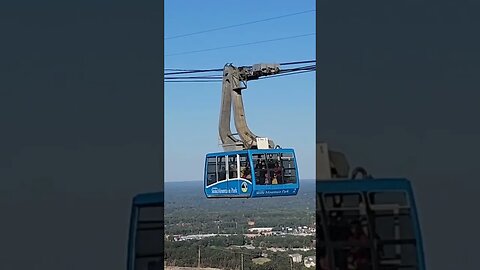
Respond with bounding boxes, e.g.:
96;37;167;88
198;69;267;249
364;191;379;270
318;192;336;270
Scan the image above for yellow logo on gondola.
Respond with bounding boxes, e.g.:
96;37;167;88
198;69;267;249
241;182;248;193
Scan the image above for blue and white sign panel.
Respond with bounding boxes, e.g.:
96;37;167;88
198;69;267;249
205;178;252;198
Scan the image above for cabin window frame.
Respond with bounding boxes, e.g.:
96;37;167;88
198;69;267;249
317;189;420;270
366;190;418;267
206;157;218;186
251;153;268;185
238;153;250;181
216;156;227;182
318;191;376;270
280;151;297;184
227;155;238;179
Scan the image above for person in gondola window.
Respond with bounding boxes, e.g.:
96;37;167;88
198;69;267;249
273;162;283;183
272;173;278;184
219;166;226;181
242;166;252;180
263;166;270;184
229;163;237;178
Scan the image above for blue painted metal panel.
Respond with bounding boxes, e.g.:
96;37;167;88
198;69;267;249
204;149;299;198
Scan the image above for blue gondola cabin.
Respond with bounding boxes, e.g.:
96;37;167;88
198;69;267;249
204;148;300;198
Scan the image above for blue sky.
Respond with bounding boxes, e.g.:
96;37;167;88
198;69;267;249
164;0;316;181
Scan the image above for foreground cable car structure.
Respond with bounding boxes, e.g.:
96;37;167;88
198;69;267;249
316;143;426;269
127;192;163;270
204;63;300;198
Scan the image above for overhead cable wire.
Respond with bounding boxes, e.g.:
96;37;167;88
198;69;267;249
278;60;316;66
164;60;316;75
165;76;223;80
165;68;315;83
164;62;316;83
279;65;316;72
165;9;315;40
164;68;315;81
164;80;222;83
165;68;222;71
165;69;224;75
164;64;315;80
165;33;315;57
259;69;315;79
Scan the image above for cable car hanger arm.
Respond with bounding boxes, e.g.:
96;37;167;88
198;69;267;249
219;63;280;151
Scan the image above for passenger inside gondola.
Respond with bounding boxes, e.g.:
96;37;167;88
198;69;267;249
242;165;252;180
254;157;266;184
360;218;384;259
253;162;259;183
229;163;237;178
258;165;268;185
348;220;368;243
263;166;270;184
273;161;283;183
218;166;226;181
346;220;371;270
260;159;266;167
272;173;278;184
254;162;261;184
251;154;295;185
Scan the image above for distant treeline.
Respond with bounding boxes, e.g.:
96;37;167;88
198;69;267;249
165;236;314;270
